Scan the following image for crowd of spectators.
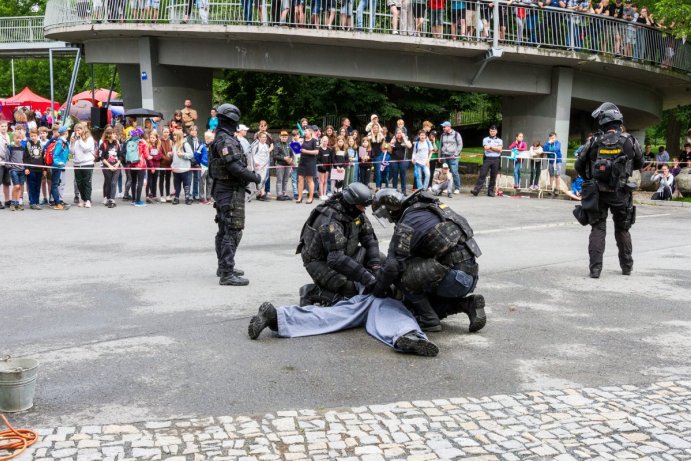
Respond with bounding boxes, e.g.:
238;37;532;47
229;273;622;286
76;0;684;66
2;100;690;210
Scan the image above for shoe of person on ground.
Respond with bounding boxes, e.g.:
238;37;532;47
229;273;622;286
248;302;279;339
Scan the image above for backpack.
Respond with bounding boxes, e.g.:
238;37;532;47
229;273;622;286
44;140;59;166
125;139;140;164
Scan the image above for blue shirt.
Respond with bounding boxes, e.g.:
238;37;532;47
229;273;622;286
483;136;503;158
543;140;562;164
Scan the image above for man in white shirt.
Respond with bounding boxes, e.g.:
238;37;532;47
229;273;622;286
471;125;503;197
431;163;453;197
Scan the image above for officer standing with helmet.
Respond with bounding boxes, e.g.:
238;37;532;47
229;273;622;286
209;103;262;286
575;102;643;279
296;182;381;306
371;189;486;333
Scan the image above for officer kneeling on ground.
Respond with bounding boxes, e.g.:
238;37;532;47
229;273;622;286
209;103;262;286
370;189;486;333
297;183;381;306
574;102;643;279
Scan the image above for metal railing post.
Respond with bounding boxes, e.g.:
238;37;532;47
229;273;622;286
492;0;499;48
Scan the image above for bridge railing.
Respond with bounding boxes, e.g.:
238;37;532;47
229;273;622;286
0;16;46;44
44;0;690;73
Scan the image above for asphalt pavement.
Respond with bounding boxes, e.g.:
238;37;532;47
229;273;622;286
3;170;690;429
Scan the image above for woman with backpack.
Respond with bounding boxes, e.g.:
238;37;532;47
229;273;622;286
124;128;150;207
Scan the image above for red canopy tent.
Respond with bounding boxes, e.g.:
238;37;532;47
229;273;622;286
71;88;120;104
3;87;59;113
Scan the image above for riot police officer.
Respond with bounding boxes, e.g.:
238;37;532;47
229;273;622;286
209;103;262;286
574;102;644;278
296;183;381;306
371;189;486;333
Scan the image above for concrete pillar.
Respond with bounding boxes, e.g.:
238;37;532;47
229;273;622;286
118;38;213;124
501;67;574;157
629;129;646;146
117;64;142;110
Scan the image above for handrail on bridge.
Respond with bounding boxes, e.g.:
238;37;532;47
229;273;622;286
43;0;690;73
0;16;46;44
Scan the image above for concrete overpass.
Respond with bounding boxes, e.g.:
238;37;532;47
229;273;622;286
43;0;691;145
0;16;69;57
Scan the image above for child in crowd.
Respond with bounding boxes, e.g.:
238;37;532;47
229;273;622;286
508;132;528;189
331;136;348;193
49;126;70;210
146;130;163;203
346;135;358;185
290;129;302;200
99;126;122;208
38;126;51;205
0;120;11;209
8;126;27;211
124;128;149;207
252;132;271;201
528;141;544;190
159;127;173;202
412;130;432;191
23;128;45;210
199;130;213;204
565;175;583;201
317;135;333;200
358;137;371;187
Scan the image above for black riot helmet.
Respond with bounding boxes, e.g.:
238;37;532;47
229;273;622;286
342;183;373;208
216;103;241;122
592;102;624;128
372;188;405;223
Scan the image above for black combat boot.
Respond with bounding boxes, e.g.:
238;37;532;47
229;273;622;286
458;294;487;333
394;332;439;357
621;266;632;276
219;273;249;286
217;267;245;277
299;284;343;307
408;298;442;332
299;284;318;306
248;302;278;339
589;266;601;278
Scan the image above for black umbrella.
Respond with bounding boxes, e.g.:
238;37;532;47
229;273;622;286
124;108;164;119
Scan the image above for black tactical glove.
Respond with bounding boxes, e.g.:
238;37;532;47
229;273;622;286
254;172;262;186
371;281;390;298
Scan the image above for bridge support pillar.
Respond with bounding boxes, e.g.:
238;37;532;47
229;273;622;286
501;67;573;159
117;38;213;122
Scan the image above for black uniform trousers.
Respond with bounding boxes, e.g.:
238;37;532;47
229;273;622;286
473;156;500;194
588;190;633;272
214;184;245;273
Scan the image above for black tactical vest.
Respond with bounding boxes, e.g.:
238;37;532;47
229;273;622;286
297;200;362;264
209;130;245;182
591;131;634;190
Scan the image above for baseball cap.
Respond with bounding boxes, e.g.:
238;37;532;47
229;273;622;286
442;163;449;168
441;121;451;127
238;124;249;131
58;126;68;134
371;114;378;120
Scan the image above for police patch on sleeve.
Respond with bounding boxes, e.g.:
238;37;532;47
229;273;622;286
221;147;229;157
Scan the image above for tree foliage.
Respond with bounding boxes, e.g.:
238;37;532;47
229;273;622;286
649;0;691;38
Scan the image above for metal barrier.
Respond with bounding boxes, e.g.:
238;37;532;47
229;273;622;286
496;154;563;197
43;0;690;73
0;16;45;44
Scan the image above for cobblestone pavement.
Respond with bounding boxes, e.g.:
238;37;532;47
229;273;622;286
12;380;691;461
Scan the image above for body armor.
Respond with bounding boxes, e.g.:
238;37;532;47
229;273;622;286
395;198;482;293
297;200;373;265
589;131;638;192
209;128;245;183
